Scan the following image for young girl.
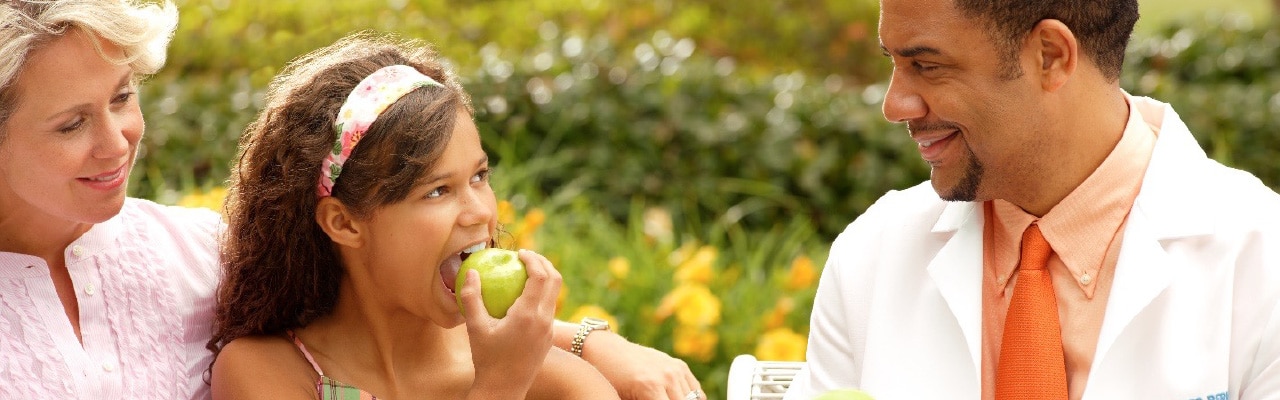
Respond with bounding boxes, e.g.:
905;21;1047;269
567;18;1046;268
208;34;619;399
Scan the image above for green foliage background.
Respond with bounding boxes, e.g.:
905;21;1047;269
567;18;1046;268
135;1;1278;398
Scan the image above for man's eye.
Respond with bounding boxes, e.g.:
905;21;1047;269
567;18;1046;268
913;61;938;72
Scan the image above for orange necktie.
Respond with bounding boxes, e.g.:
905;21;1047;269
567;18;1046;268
995;224;1068;399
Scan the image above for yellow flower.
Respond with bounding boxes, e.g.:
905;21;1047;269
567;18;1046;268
763;297;796;329
608;257;630;280
513;208;546;251
568;304;619;332
522;208;546;233
516;235;539;251
497;200;516;225
607;256;630;290
785;254;818;291
754;327;807;361
653;283;721;327
673;325;718;362
675;246;716;285
667;242;697;269
177;187;227;214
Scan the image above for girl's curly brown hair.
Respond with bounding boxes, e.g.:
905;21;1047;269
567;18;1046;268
207;32;473;362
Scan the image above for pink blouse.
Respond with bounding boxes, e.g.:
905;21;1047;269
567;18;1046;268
0;198;221;399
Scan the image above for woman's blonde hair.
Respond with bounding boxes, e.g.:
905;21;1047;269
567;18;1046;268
0;0;177;135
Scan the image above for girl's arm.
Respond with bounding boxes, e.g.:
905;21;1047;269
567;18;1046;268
552;320;701;399
527;347;620;400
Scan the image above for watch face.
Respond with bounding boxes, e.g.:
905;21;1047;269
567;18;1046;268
583;316;610;330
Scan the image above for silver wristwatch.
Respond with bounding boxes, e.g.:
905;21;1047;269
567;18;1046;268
570;317;610;357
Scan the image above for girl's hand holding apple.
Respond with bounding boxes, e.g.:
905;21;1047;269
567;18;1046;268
456;249;562;398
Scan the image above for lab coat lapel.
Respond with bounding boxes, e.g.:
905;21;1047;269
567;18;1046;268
1091;97;1217;386
927;201;985;375
1092;209;1179;360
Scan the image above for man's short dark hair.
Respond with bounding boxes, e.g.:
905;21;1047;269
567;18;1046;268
954;0;1139;81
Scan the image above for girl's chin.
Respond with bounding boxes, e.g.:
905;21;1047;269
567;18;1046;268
433;283;465;327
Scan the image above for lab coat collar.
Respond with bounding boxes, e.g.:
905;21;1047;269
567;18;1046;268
1128;95;1217;241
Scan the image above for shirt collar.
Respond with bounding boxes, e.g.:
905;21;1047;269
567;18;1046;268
989;95;1158;297
64;209;125;268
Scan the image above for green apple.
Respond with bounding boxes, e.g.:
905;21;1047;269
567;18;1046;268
813;389;875;400
455;248;528;319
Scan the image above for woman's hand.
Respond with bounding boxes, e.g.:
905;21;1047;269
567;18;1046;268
459;249;563;399
580;332;703;400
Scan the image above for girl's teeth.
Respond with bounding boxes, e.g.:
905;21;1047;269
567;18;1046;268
462;242;487;254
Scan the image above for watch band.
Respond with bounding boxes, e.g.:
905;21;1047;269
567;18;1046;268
570;317;609;357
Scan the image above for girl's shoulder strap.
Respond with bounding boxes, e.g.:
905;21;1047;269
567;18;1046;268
286;330;326;376
284;330;380;399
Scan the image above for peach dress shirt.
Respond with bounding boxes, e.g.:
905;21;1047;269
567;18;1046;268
981;98;1159;400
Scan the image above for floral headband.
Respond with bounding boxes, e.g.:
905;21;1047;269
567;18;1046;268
317;64;444;197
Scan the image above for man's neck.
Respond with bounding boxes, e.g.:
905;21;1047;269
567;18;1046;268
1013;88;1131;217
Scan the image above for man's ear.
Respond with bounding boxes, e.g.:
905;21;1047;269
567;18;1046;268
315;196;365;249
1027;19;1078;92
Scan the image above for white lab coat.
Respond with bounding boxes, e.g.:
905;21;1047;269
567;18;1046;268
785;97;1280;400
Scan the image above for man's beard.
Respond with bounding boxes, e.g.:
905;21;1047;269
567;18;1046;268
938;143;983;202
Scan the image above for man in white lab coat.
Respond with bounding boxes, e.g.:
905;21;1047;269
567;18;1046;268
785;0;1280;399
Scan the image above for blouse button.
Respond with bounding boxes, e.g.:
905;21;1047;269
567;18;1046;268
71;245;85;258
102;363;116;373
85;284;96;296
1080;272;1093;285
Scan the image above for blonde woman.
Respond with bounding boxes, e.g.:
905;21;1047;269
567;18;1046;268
0;0;219;398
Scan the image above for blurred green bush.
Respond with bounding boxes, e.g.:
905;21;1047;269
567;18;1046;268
135;0;904;240
1122;12;1280;188
467;30;923;242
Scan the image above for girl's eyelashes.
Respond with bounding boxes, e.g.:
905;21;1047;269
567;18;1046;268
425;185;447;199
423;167;492;199
471;168;491;183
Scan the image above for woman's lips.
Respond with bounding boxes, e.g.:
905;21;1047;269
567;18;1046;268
78;165;127;191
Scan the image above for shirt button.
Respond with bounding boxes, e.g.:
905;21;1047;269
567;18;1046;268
85;284;96;296
102;363;115;373
71;245;85;258
1080;272;1093;285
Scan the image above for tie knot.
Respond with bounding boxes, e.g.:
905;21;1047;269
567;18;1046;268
1019;224;1052;271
